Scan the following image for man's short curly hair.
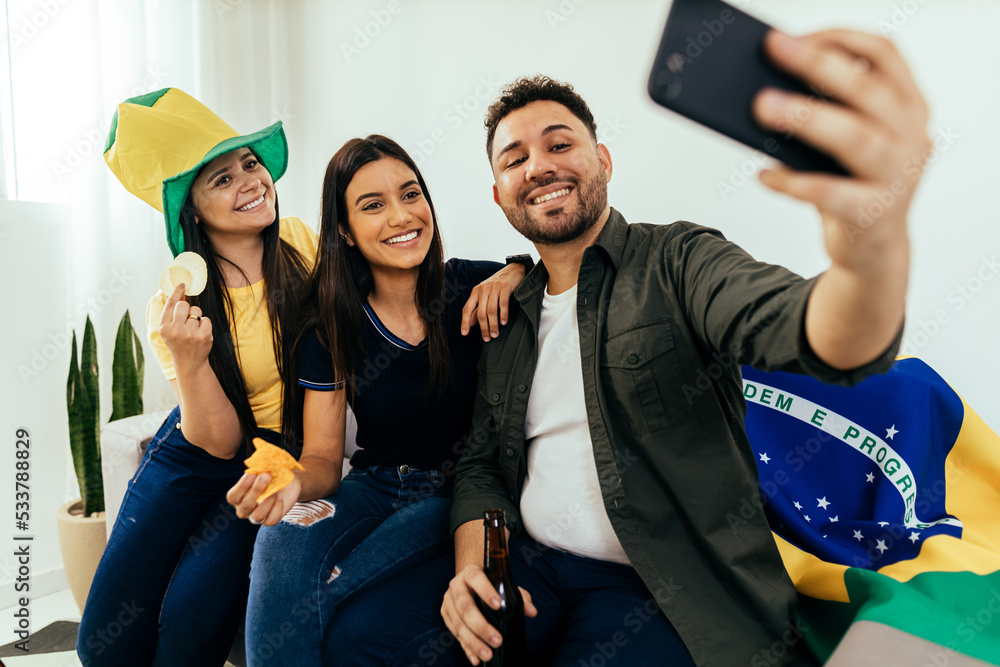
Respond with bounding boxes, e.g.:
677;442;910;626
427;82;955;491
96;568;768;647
485;76;598;163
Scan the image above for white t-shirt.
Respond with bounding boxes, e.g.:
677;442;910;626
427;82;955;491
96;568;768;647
519;284;630;564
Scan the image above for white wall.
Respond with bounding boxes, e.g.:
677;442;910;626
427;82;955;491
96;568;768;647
0;200;72;606
267;0;1000;429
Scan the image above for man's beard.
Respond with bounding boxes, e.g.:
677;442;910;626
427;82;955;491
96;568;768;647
499;171;608;246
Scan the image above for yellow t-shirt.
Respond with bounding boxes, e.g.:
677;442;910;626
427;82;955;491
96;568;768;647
146;216;318;432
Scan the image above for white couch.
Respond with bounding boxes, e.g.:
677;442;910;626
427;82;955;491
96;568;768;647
100;408;358;540
98;413;988;667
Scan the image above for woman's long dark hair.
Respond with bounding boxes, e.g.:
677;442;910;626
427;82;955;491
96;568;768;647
285;135;450;442
178;155;311;456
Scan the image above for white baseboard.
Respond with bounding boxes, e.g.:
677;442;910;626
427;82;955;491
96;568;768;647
0;566;68;610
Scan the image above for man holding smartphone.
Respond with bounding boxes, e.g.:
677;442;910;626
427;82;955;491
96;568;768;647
326;28;932;667
439;28;930;667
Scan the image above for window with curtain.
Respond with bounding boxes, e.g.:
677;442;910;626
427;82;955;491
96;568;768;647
0;0;289;417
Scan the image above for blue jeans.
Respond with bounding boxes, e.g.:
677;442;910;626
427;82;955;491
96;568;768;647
245;464;454;666
325;535;696;667
77;407;259;667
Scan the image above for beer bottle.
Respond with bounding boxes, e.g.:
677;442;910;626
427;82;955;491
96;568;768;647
476;508;527;666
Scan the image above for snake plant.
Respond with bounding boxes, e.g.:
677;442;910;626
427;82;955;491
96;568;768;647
111;310;144;422
67;316;102;516
67;311;144;517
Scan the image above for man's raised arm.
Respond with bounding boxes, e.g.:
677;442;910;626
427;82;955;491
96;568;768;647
752;30;931;369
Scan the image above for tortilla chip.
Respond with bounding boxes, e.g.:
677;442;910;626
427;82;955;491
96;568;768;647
244;438;305;503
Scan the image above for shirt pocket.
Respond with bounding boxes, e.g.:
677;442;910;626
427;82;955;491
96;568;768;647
600;320;688;434
478;368;509;441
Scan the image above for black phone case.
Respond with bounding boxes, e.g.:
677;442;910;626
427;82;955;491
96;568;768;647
647;0;848;175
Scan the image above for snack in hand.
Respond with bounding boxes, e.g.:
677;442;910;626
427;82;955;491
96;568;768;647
243;437;305;503
159;251;208;296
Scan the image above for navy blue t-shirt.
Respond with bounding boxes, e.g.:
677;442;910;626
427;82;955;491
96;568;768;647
297;259;502;472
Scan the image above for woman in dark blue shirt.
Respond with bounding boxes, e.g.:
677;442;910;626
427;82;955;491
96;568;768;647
228;134;527;666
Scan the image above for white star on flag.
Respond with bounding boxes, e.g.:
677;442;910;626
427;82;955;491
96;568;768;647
886;425;899;440
817;497;831;509
759;453;771;464
878;522;890;527
804;515;811;522
794;501;802;510
909;532;921;544
866;472;875;484
853;530;864;541
876;539;888;554
829;516;839;522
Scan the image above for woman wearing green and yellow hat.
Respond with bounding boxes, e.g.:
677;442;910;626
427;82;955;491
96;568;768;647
78;88;317;666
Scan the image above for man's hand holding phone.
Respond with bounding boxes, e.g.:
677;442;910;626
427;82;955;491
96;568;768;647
752;29;932;270
648;0;930;368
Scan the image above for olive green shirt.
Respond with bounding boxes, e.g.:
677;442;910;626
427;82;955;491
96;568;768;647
451;208;899;666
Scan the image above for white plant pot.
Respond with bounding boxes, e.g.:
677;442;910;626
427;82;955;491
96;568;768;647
56;499;106;614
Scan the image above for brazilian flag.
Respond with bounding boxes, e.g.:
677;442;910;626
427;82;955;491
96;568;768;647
743;358;1000;664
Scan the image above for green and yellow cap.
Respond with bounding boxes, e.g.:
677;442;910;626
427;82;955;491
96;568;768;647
104;87;288;257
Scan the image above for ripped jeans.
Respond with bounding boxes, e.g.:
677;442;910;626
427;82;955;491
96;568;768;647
244;465;453;667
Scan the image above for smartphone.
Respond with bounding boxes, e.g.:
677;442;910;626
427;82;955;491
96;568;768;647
647;0;848;175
